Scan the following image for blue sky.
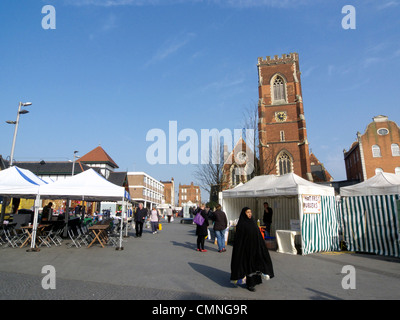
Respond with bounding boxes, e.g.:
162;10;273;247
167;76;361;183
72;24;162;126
1;0;399;201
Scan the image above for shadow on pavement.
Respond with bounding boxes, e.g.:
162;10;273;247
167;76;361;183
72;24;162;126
305;288;343;300
170;240;197;251
188;262;236;289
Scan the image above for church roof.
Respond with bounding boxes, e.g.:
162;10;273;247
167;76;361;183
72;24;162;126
223;136;255;166
310;152;333;182
78;146;119;168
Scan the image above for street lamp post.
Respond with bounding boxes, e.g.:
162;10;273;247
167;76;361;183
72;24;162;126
64;150;79;238
72;150;79;176
6;101;32;167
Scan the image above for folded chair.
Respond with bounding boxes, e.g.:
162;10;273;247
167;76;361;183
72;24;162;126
67;228;82;248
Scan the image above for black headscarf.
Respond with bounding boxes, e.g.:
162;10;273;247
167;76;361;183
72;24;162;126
230;207;274;281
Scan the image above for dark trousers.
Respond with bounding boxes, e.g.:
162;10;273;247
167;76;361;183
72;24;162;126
151;221;158;233
197;235;205;250
135;221;143;237
265;223;271;237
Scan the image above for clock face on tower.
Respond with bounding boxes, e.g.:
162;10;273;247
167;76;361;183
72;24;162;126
235;151;247;164
275;111;287;122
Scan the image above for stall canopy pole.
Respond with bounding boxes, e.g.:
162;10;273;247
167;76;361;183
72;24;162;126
27;194;41;252
297;194;305;255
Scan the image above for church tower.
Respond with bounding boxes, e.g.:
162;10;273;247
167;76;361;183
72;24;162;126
257;53;313;181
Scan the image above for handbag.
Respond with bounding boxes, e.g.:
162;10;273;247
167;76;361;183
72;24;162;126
193;212;205;226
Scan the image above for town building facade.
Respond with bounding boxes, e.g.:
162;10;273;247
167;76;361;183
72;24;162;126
178;182;201;207
127;172;164;209
344;115;400;181
161;178;175;207
78;146;119;179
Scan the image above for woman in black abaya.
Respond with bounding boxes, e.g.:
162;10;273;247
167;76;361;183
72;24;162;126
230;207;274;292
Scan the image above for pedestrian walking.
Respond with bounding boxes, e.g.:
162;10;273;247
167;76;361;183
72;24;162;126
149;206;160;234
134;203;147;237
230;207;274;292
195;204;209;252
167;206;173;223
212;204;228;252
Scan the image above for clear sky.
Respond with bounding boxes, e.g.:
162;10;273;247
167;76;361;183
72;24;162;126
1;0;399;202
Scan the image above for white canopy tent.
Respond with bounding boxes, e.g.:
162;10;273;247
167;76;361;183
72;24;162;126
339;172;400;257
31;168;131;251
222;173;334;199
0;166;47;199
221;173;339;255
0;166;48;226
38;168;130;201
340;172;400;196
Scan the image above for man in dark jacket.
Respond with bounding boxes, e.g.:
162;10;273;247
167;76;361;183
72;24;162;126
134;203;147;237
263;202;273;237
41;202;53;222
212;204;228;252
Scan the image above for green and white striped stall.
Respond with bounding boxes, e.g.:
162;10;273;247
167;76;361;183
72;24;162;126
340;172;400;258
221;173;340;255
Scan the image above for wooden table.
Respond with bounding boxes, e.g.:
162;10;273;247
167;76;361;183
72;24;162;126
20;224;50;248
88;224;109;248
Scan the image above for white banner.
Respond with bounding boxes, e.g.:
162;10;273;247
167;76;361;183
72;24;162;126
302;195;321;214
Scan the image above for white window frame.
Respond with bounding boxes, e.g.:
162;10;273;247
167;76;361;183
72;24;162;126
391;144;400;157
372;145;381;158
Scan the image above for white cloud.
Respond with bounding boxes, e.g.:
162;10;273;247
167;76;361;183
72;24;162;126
302;65;317;78
377;1;399;10
362;57;382;68
200;78;245;92
102;13;117;31
144;32;196;67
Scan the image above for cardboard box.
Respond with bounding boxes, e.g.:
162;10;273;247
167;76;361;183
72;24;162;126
265;237;277;250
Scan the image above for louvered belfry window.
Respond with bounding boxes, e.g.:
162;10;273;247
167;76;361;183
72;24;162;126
273;76;286;102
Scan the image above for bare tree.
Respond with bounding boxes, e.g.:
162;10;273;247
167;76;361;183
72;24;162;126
241;102;277;176
240;103;260;177
193;135;227;197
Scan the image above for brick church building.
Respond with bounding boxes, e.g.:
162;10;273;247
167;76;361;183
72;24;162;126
256;52;331;182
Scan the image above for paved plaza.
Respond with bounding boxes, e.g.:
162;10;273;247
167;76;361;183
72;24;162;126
1;217;400;302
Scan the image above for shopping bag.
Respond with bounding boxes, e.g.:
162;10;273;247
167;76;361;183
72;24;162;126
158;223;162;231
193;212;205;225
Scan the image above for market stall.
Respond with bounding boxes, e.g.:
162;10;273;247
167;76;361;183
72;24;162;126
33;168;131;250
221;173;340;255
0;166;47;199
0;166;47;222
340;172;400;258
